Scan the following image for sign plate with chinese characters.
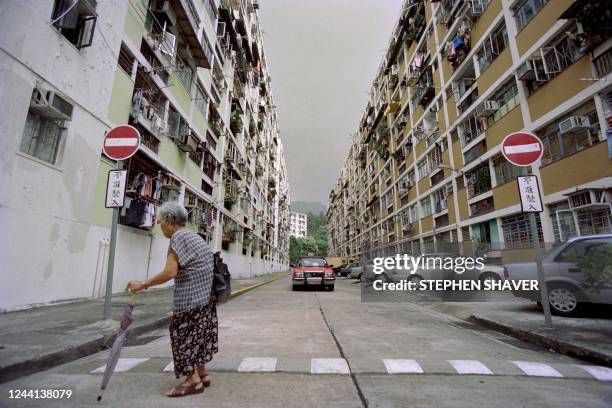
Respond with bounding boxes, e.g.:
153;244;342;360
105;170;128;208
517;175;543;213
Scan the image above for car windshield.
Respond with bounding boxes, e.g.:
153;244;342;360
299;258;328;267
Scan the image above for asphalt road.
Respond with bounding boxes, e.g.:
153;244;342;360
1;277;611;407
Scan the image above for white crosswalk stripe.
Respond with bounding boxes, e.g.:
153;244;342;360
238;357;277;372
511;361;563;377
83;357;609;381
311;358;351;374
448;360;493;375
91;358;150;373
383;359;424;374
577;365;612;381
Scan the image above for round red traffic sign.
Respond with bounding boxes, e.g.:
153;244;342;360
103;125;141;161
501;132;543;167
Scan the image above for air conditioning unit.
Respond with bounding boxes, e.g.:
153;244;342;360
398;112;408;125
413;125;424;135
238;158;246;165
468;0;486;17
476;100;499;117
30;89;73;120
217;21;226;39
558;116;590;134
391;64;399;75
159;27;176;56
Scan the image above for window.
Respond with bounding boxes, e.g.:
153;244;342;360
20;89;73;165
118;44;135;76
51;0;97;49
538;103;601;165
466;163;491;198
493;155;523;186
514;0;549;32
409;204;418;222
485;80;519;127
460;112;486;146
549;201;577;242
417;159;429;179
501;214;543;248
175;60;194;92
194;84;209;117
477;23;509;73
421;196;432;217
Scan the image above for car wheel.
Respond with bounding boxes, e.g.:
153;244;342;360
328;285;335;292
479;272;501;285
292;285;298;291
547;284;586;317
377;273;390;284
359;273;365;283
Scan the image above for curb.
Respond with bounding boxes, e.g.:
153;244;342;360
469;315;612;368
0;273;288;384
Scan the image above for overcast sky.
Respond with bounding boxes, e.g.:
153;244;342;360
258;0;404;205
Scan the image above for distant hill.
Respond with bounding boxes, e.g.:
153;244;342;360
290;201;327;215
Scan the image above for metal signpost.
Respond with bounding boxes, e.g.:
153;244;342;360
101;125;141;320
501;132;553;328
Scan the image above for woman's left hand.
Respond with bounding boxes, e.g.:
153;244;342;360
128;280;146;292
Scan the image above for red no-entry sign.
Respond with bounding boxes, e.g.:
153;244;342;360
501;132;543;167
103;125;141;161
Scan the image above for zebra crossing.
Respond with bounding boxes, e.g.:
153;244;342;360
86;357;612;381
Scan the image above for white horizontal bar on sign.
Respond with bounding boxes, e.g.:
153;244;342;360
503;143;541;154
238;357;277;372
511;361;562;377
105;138;139;147
91;358;149;373
578;365;612;381
383;359;424;374
448;360;493;375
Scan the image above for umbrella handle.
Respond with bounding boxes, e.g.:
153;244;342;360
125;284;137;305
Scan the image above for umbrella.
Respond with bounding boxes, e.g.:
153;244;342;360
97;292;136;401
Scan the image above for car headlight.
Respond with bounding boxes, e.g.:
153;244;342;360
294;272;304;278
324;272;334;278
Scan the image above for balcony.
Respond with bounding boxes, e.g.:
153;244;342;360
466;164;491;199
412;70;435;108
168;0;213;68
469;196;494;217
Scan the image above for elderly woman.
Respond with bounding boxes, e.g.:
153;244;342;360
128;202;218;398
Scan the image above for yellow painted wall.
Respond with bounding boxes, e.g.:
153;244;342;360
415;139;427;158
107;69;134;125
470;0;502;45
477;47;512;94
457;188;469;220
124;0;147;47
186;159;203;187
421;215;433;233
493;181;520;210
516;0;575;56
452;140;463;169
540;142;612;195
527;56;593;121
418;177;430;195
447;194;456;223
91;160;114;227
486;106;523;149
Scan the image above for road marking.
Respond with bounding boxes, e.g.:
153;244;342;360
511;361;563;377
238;357;277;372
91;358;149;373
311;358;351;374
448;360;493;375
577;365;612;381
163;361;174;372
383;359;424;374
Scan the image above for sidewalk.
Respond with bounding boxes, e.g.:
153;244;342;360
416;300;612;367
0;271;289;383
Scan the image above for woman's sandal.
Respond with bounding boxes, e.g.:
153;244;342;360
166;381;204;398
197;369;211;387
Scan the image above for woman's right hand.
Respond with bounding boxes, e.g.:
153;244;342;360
128;280;147;292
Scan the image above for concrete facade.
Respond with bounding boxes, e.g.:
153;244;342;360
327;0;611;260
0;0;290;310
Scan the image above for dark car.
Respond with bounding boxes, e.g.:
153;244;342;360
292;256;336;291
333;263;347;276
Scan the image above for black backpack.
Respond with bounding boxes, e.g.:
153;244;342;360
213;254;231;304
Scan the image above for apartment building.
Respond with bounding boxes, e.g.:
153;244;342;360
327;0;611;260
290;212;308;238
0;0;290;309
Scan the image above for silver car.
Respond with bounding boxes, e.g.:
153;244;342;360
505;234;612;317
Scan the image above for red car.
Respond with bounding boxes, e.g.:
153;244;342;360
292;256;335;291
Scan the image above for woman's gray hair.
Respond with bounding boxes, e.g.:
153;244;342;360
158;202;188;227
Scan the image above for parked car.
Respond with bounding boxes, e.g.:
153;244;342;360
292;256;336;291
338;263;355;277
348;261;364;279
505;235;612;317
333;263;348;276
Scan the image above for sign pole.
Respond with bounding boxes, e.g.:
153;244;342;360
502;132;552;328
103;160;124;320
